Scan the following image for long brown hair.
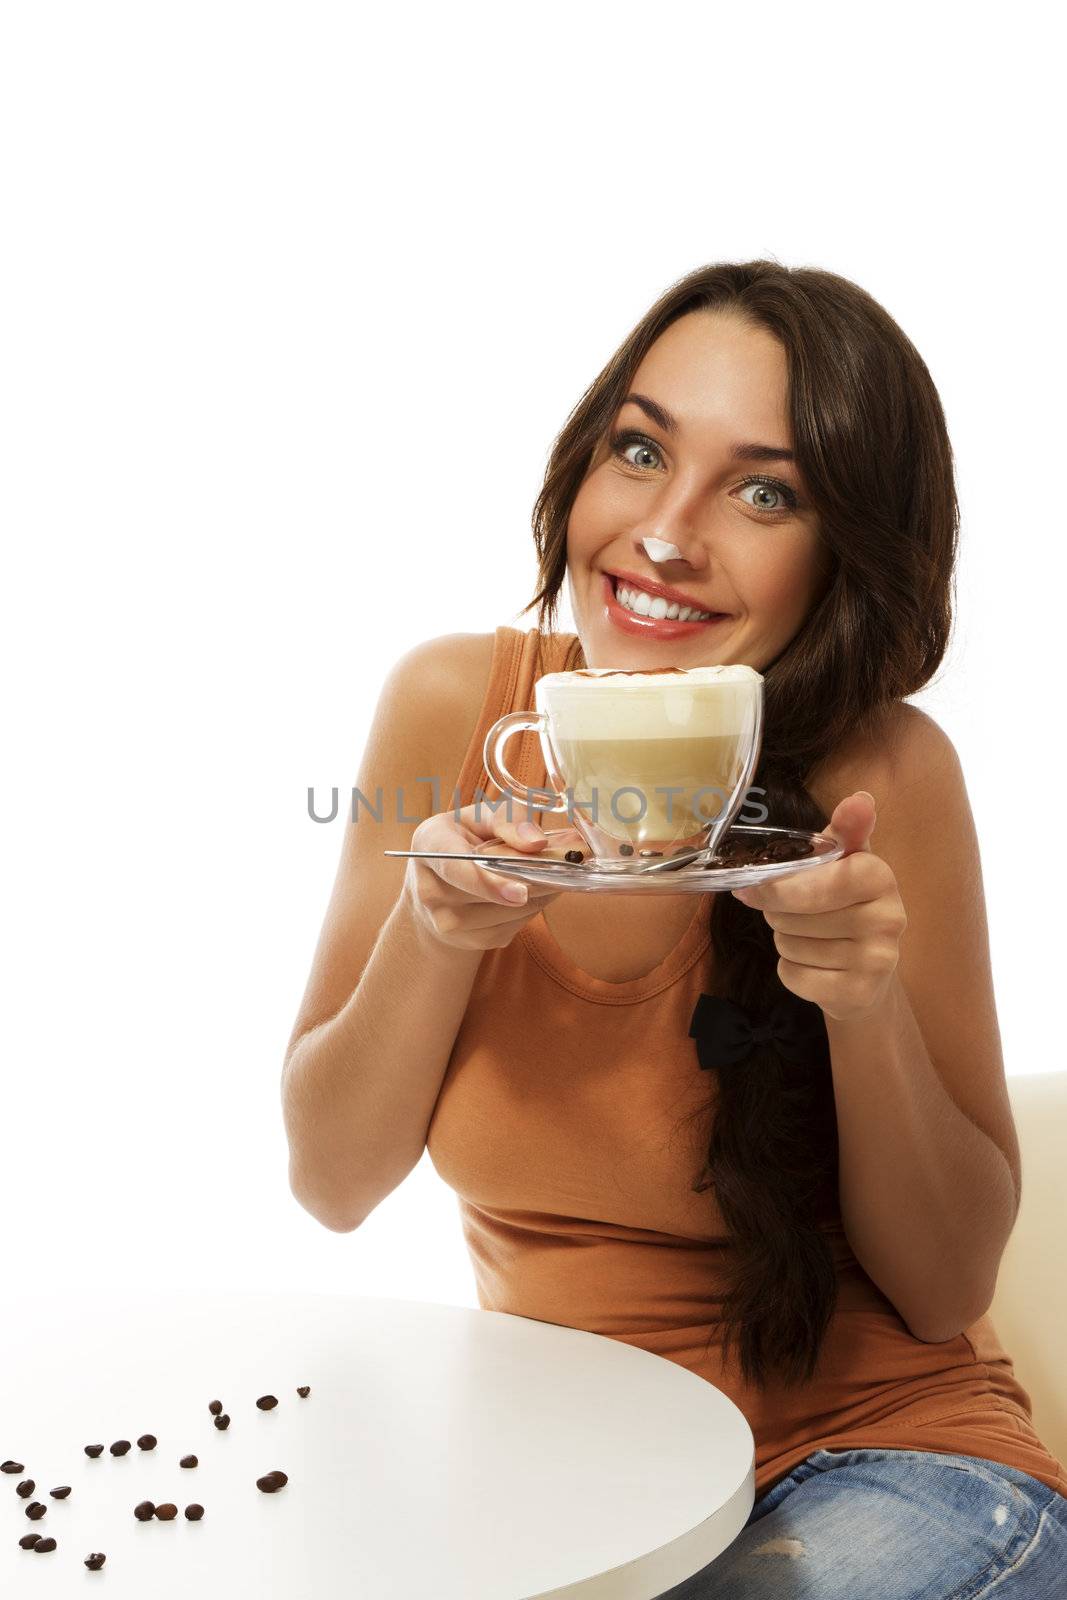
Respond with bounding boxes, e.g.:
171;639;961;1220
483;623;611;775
516;261;958;1389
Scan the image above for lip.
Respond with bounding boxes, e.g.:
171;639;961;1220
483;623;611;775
602;572;731;637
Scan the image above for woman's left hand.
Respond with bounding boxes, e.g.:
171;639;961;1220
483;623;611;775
731;791;908;1023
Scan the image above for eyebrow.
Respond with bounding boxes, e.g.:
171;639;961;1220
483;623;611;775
620;392;796;463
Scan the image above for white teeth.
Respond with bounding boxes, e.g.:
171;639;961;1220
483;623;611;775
616;581;713;622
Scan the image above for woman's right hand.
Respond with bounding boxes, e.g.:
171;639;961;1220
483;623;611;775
404;802;576;951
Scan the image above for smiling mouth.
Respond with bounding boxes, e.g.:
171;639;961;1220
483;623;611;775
609;573;728;623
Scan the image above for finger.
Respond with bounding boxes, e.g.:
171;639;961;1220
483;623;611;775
825;791;877;855
760;903;884;937
481;861;563;901
734;853;882;914
771;931;855;969
490;815;550;853
414;847;529;906
453;801;547;844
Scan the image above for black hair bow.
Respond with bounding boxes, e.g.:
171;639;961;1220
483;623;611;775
688;992;829;1070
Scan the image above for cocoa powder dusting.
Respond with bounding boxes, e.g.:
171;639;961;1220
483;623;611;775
572;666;691;677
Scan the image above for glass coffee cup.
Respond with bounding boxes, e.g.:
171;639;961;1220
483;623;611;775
483;664;764;871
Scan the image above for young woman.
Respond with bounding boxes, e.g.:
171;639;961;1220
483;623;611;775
283;261;1067;1596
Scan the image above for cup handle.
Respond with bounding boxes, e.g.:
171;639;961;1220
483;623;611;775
483;712;570;816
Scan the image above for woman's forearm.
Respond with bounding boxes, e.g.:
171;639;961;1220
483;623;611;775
825;972;1018;1341
282;885;484;1231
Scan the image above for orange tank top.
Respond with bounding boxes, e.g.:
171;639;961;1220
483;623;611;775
426;624;1067;1500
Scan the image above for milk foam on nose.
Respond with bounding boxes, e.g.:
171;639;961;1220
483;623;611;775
641;536;683;562
536;664;762;740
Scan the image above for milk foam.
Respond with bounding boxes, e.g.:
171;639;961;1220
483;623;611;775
536;664;762;740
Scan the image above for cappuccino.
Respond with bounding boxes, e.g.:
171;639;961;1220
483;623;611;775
534;664;763;848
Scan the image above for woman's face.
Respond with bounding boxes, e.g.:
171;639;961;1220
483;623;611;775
566;309;833;670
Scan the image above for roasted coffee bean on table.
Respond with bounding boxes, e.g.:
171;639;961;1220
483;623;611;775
10;1383;306;1562
618;843;634;855
564;849;584;863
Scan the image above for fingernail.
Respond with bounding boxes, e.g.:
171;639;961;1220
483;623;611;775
503;883;528;903
517;822;543;842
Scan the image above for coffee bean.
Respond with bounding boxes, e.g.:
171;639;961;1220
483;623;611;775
155;1503;178;1521
26;1502;47;1519
618;843;634;856
85;1552;107;1569
180;1454;198;1468
18;1533;41;1549
296;1386;310;1398
256;1395;278;1410
564;849;584;863
638;849;663;858
33;1536;57;1553
84;1444;104;1458
16;1479;34;1498
213;1413;230;1431
256;1470;288;1492
1;1460;25;1473
110;1440;131;1457
208;1400;223;1416
762;836;813;862
137;1434;157;1451
49;1486;71;1499
184;1504;204;1521
133;1500;156;1521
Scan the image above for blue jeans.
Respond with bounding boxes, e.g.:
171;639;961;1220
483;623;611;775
655;1448;1067;1598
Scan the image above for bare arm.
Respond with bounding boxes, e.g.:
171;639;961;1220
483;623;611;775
811;708;1020;1340
283;886;484;1230
281;632;556;1231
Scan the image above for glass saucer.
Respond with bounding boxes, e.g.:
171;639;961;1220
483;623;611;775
385;824;845;895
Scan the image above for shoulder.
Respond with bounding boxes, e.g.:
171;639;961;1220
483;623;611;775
387;631;497;696
375;632;499;740
808;702;959;821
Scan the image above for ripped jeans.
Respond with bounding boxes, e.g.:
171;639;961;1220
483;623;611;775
655;1448;1067;1599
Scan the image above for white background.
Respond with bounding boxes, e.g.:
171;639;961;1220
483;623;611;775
2;2;1061;1305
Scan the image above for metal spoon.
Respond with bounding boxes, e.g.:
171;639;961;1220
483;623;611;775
382;846;712;876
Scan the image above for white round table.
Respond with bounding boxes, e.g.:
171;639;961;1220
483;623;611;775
1;1289;754;1598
